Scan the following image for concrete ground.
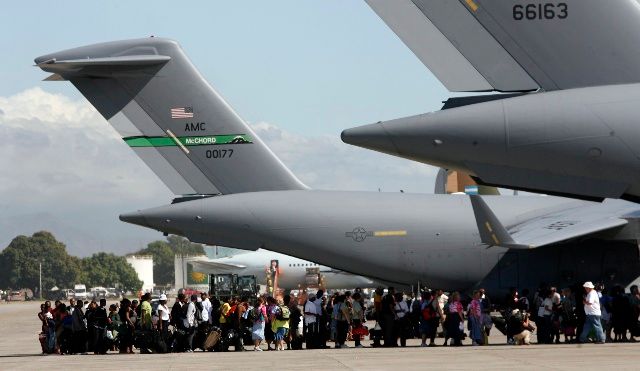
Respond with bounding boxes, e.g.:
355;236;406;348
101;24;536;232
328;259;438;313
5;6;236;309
1;301;638;370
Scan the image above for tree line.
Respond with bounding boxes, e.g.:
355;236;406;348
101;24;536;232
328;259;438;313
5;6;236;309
0;231;204;293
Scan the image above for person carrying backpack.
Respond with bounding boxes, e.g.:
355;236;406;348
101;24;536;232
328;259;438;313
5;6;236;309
271;297;290;351
420;291;442;347
194;298;204;325
334;294;352;349
183;295;197;352
250;297;268;351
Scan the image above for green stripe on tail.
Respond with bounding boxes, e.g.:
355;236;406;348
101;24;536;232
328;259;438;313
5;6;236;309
124;134;253;147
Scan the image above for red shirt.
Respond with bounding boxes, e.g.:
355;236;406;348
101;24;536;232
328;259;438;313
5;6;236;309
449;301;463;313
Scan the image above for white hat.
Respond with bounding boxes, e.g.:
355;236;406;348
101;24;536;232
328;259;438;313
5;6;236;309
583;281;595;289
159;294;167;300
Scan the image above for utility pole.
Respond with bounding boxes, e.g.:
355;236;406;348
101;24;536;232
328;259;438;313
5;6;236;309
39;260;43;300
179;238;186;290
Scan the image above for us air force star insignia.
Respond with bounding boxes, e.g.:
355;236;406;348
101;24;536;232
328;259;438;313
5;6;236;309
345;227;374;242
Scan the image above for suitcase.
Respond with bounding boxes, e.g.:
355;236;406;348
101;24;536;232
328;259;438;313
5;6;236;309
204;329;221;350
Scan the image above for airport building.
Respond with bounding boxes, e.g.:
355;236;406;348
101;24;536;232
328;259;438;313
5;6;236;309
126;255;154;293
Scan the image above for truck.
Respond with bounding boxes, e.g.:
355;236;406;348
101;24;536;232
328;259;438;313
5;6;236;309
209;274;258;300
74;284;87;300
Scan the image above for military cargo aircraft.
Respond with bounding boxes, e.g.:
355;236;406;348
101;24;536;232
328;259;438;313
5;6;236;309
35;38;640;294
342;0;640;202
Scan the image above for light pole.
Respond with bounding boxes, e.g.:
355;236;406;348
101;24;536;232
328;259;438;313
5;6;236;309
38;260;43;300
181;238;187;289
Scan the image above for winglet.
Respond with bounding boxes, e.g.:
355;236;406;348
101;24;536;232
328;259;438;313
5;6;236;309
469;195;531;249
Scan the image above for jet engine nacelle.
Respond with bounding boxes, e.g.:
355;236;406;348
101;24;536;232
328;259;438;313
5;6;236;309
342;83;640;201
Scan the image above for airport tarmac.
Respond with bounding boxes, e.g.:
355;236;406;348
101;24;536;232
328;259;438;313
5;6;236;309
1;301;638;370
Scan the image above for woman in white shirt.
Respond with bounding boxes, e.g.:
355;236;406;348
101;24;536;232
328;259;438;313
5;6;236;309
157;294;170;346
394;292;409;347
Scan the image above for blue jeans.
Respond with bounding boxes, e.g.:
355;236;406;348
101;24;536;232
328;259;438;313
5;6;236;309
579;315;605;343
47;327;56;352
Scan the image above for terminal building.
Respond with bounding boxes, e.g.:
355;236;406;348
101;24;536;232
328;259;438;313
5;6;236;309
126;255;154;293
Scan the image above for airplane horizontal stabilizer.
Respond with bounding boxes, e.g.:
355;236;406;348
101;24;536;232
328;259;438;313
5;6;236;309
469;195;628;249
189;260;246;274
37;55;171;73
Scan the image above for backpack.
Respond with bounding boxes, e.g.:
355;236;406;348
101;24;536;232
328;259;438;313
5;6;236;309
225;304;237;318
195;302;203;322
63;314;73;330
422;300;436;321
276;305;291;321
411;299;422;317
247;307;258;322
508;312;524;333
337;302;352;322
170;302;182;326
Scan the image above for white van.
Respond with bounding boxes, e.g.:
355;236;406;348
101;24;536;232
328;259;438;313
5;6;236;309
74;284;87;300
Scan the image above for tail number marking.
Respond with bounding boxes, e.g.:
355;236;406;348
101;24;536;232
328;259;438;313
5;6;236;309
206;149;233;159
513;3;567;20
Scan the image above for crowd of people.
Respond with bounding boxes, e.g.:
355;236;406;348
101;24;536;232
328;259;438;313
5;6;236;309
503;282;640;346
36;282;640;354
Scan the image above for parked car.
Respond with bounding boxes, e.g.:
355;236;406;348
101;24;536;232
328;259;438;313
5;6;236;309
91;288;108;299
8;291;24;301
105;288;122;299
6;289;33;301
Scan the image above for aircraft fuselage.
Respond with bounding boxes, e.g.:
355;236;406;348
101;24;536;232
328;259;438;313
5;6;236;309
120;191;640;292
342;83;640;202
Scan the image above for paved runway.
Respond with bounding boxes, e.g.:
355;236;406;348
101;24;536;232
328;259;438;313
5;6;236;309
1;301;638;370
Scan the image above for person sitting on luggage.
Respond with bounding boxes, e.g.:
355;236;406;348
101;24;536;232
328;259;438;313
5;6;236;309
510;309;534;345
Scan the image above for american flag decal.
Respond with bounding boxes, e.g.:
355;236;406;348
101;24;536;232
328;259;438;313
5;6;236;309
170;107;194;119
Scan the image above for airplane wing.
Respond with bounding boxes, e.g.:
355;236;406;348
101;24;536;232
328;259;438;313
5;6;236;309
189;260;246;274
469;195;629;249
366;0;640;92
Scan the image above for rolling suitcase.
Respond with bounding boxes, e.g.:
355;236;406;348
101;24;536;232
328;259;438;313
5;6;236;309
204;329;221;351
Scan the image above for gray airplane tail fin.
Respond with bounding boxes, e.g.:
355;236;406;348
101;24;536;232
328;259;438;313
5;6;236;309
35;38;307;196
468;195;529;249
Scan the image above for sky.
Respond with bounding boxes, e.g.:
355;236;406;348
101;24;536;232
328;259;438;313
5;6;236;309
0;1;454;256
